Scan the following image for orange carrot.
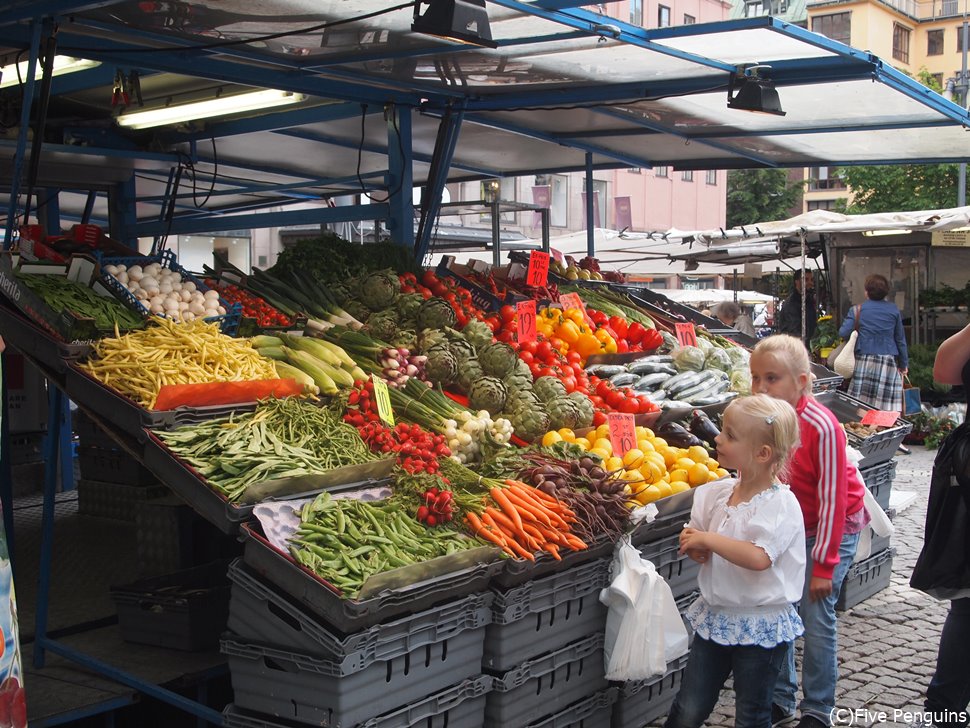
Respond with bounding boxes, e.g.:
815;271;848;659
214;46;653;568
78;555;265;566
503;489;554;528
534;523;570;546
488;508;540;551
543;543;562;560
564;534;588;551
466;513;516;557
491;488;525;534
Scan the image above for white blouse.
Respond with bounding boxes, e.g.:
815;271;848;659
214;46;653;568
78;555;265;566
685;478;807;648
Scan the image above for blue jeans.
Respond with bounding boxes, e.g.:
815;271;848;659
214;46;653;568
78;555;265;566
773;531;860;724
665;635;790;728
925;598;970;728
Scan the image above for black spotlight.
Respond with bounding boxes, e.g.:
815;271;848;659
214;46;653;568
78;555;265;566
727;67;786;116
412;0;498;49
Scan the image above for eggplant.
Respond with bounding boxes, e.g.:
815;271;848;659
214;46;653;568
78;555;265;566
690;409;721;448
656;421;705;449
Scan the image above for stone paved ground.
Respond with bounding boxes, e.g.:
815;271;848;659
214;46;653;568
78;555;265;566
647;445;945;728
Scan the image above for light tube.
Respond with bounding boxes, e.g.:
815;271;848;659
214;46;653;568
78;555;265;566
0;56;101;89
117;89;305;130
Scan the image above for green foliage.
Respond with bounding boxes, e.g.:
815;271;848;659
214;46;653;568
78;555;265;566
726;169;805;228
906;411;955;449
833;164;959;214
907;343;952;394
270;233;421;283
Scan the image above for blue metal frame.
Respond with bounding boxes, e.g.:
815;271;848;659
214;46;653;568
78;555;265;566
415;103;466;261
386;104;414;248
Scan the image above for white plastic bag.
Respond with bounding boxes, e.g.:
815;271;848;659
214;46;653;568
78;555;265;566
600;534;690;681
846;446;894;562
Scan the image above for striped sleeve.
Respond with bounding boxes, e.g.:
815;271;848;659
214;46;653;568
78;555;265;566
803;400;848;580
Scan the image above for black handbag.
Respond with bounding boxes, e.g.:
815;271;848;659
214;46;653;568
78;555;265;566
910;422;970;600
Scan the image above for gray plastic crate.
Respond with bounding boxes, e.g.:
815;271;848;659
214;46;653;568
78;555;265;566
227;559;492;669
483;557;610;673
222;613;489;728
528;688;618;728
78;444;158;485
222;674;493;728
638;533;701;600
611;652;691;728
868;508;895;555
78;478;168;521
837;548;894;611
860;459;896;513
484;634;608;728
814;391;911;469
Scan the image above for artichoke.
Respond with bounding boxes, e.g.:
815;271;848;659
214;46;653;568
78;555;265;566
398;293;425;323
416;298;457;330
534;375;567;403
509;405;550;443
479;342;518;379
506;388;541;412
425;345;459;386
462;319;494;351
364;308;399;342
456;357;485;394
418;328;450;353
448;338;477;364
567;391;595;429
359;270;401;312
547;396;581;430
468;376;508;415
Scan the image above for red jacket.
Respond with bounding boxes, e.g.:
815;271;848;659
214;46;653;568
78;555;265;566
788;396;867;579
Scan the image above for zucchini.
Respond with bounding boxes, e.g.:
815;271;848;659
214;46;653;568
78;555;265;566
649;389;668;402
681;379;730;403
609;372;640;387
691;391;739;406
665;371;710;397
627;361;678;376
633;373;673;391
586;364;627;377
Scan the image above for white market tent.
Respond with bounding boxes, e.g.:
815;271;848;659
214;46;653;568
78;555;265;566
664;288;774;305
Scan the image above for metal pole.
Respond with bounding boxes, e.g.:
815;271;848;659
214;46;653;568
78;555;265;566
584;152;595;258
961;12;968;206
491;199;501;269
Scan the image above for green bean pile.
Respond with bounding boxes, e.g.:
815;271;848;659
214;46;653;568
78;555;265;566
16;272;144;331
290;492;484;597
156;398;380;502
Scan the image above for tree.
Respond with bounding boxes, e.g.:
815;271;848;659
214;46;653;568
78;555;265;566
726;169;805;227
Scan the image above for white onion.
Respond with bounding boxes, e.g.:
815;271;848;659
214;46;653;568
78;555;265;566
182;281;196;293
217;306;226;315
180;289;193;302
104;264;119;276
179;301;190;312
134;289;149;301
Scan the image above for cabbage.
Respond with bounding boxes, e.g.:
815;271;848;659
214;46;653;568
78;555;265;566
730;367;752;395
695;336;713;354
705;347;733;372
725;345;750;368
673;346;706;372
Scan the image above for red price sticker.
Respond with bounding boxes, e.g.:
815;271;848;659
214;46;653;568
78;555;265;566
527;250;550;288
608;412;637;457
516;299;537;343
860;410;900;427
675;322;698;348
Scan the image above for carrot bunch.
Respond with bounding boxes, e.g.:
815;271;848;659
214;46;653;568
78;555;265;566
465;479;587;561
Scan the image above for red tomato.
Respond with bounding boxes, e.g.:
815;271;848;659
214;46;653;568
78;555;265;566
592;411;608;427
619;397;640;414
496;330;515;344
637;395;657;414
561;375;577;393
538;366;558;379
484;315;500;332
588;394;605;409
519;340;537;355
499;304;517;324
535;340;553;362
606;388;626;410
566;350;582;366
595;379;612;399
569;363;584;379
422;270;440;288
519;351;535;365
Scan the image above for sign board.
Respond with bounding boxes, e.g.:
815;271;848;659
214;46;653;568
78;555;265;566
527;250;550;288
931;230;970;247
608;412;637;457
371;374;395;426
674;322;698;348
516;299;537;343
860;410;899;427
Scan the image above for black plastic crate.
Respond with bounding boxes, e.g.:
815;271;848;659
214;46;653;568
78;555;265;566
814;391;911;470
860;459;897;513
135;497;241;577
492;532;616;590
227;558;492;667
611;652;691;728
528;688;618;728
484;634;608;728
638;533;701;600
483;557;610;673
222;622;488;728
223;675;492;728
78;444;158;486
837;548;894;611
111;560;230;651
77;478;168;521
74;409;118;449
239;521;504;633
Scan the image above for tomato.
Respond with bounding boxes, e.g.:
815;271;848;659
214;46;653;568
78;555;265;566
626;322;646;345
422;270;440;288
484;315;500;332
606;388;626;410
529;362;543;378
608;316;629;339
592;410;608;427
619;396;640;414
518;340;537;355
566;350;582;366
496;330;515;344
561;375;577;393
499;304;517;324
549;336;566;354
588;394;605;409
637;395;657;414
595;379;612;399
535;340;553;362
519;351;535;365
538;366;557;379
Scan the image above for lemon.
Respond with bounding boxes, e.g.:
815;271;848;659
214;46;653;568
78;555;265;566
675;457;697;472
646;451;666;469
595;424;611;440
558;428;576;442
687;445;710;463
652;437;668;449
574;437;591;450
670;481;692;494
623;469;645;483
541;431;562;447
659;447;680;468
593;438;614;455
622;448;645;469
637;438;656;453
653;480;673;499
634;426;655;440
707;469;722;482
705;458;720;470
669;468;689;483
635;484;663;505
589;447;611;460
639;460;664;484
688;462;711;486
715;467;730;478
606;456;625;472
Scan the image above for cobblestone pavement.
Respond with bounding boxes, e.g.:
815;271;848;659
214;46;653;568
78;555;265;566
648;445;944;728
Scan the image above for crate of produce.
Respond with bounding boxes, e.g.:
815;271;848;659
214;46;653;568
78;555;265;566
860;459;897;513
484;634;608;728
77;444;158;486
611;652;691;728
222;675;492;728
491;531;616;590
78;478;168;521
110;560;230;651
837;547;894;611
99;250;242;335
227;559;492;664
436;256;514;312
222;619;489;728
630;492;694;547
484;557;610;673
203;276;305;336
239;520;504;633
815;391;911;470
638;532;702;600
527;688;618;728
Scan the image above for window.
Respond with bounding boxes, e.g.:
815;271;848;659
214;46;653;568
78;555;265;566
744;0;787;16
629;167;642;174
658;5;671;27
681;170;694;182
893;23;911;63
943;0;959;14
630;0;643;25
655;166;669;178
550;174;568;227
931;72;944;90
811;12;851;45
928;29;944;55
706;170;717;185
583;179;608;227
808;166;846;191
684;13;696;24
958;26;967;52
807;199;838;211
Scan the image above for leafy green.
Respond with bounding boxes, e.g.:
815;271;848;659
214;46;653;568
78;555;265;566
270;233;421;283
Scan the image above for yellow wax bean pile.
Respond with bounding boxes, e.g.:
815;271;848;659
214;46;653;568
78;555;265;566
79;318;279;408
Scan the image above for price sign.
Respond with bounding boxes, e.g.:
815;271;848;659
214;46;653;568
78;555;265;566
675;322;698;348
527;250;550;288
516;299;537;343
558;291;594;326
860;410;900;427
608;412;637;457
371;374;395;426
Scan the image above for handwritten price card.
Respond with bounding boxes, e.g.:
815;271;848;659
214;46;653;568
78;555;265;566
527;250;550;288
860;410;899;427
608;412;637;457
371;374;395;426
675;322;698;348
516;299;537;343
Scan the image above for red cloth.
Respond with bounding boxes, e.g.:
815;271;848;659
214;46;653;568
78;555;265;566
788;396;867;579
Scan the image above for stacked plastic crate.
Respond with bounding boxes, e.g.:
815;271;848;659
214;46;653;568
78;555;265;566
221;558;495;727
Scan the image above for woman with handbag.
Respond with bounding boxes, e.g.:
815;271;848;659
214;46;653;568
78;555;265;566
837;274;908;411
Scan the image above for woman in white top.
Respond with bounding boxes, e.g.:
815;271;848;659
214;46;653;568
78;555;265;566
664;394;807;728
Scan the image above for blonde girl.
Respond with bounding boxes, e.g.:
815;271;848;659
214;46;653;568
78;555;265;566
750;335;868;728
664;394;806;728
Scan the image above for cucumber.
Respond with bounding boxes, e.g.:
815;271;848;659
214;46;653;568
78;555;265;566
628;354;674;366
633;373;673;391
649;389;668;402
586;364;627;376
691;391;739;406
665;371;709;397
681;379;730;403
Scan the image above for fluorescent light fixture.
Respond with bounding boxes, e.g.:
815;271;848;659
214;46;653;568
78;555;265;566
117;89;305;130
862;229;913;236
0;55;101;89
